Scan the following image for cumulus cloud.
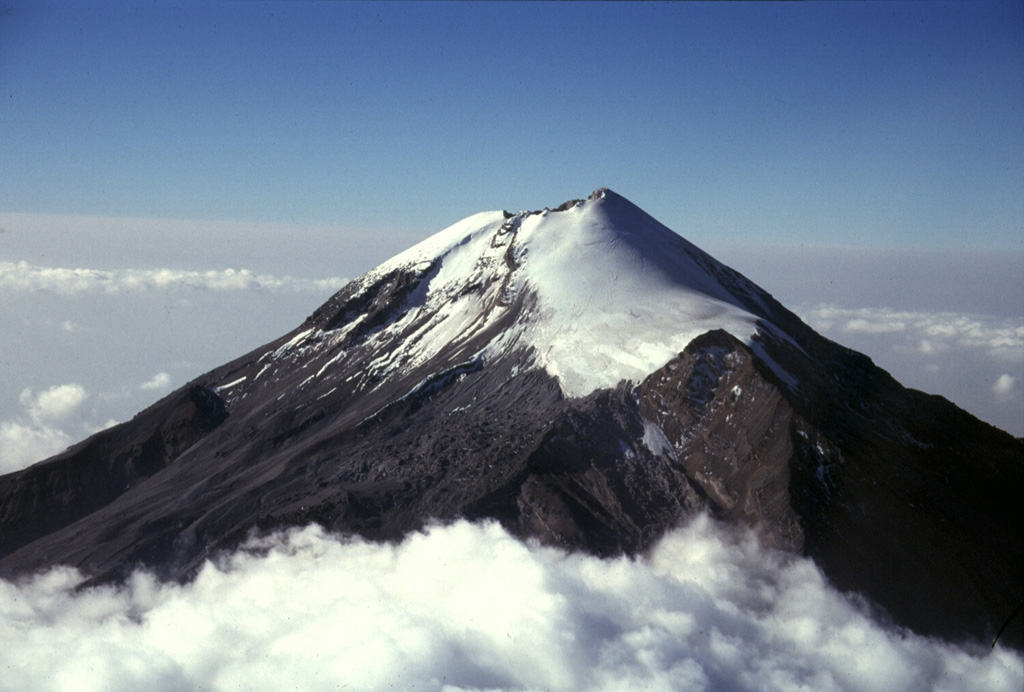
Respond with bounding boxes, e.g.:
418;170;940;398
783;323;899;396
1;384;98;474
0;517;1019;692
19;384;88;425
0;260;348;295
0;420;72;475
139;372;172;392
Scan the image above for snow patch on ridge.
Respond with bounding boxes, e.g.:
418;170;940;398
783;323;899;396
642;419;678;462
263;328;314;362
213;376;247;392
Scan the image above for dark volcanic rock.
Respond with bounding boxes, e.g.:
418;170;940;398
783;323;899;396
0;385;227;561
0;189;1020;649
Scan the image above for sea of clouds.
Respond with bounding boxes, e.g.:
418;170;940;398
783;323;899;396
1;516;1020;692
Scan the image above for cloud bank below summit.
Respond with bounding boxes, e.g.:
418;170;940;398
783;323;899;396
1;517;1020;692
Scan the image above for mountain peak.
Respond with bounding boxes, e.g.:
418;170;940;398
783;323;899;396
341;188;781;398
1;189;1020;649
502;186;615;217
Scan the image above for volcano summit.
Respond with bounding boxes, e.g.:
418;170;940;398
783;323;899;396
0;189;1020;646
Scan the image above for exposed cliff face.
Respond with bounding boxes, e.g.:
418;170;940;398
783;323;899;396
0;190;1020;647
637;330;809;553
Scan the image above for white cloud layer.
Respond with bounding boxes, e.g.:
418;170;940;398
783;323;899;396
801;306;1024;362
1;517;1019;692
0;260;348;295
796;304;1024;434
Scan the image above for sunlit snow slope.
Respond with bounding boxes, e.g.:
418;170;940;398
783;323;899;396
337;188;783;397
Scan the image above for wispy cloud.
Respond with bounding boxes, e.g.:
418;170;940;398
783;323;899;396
0;261;348;296
992;374;1018;402
0;518;1019;692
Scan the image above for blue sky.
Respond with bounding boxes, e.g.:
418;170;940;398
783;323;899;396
2;0;1022;249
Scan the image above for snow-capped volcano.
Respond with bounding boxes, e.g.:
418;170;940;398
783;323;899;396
238;188;795;416
0;189;1020;648
350;188;775;396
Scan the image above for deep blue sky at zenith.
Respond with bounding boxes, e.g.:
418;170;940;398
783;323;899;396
2;1;1022;250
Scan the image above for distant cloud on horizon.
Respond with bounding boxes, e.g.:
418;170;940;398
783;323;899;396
793;304;1024;435
801;305;1024;361
0;260;349;296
